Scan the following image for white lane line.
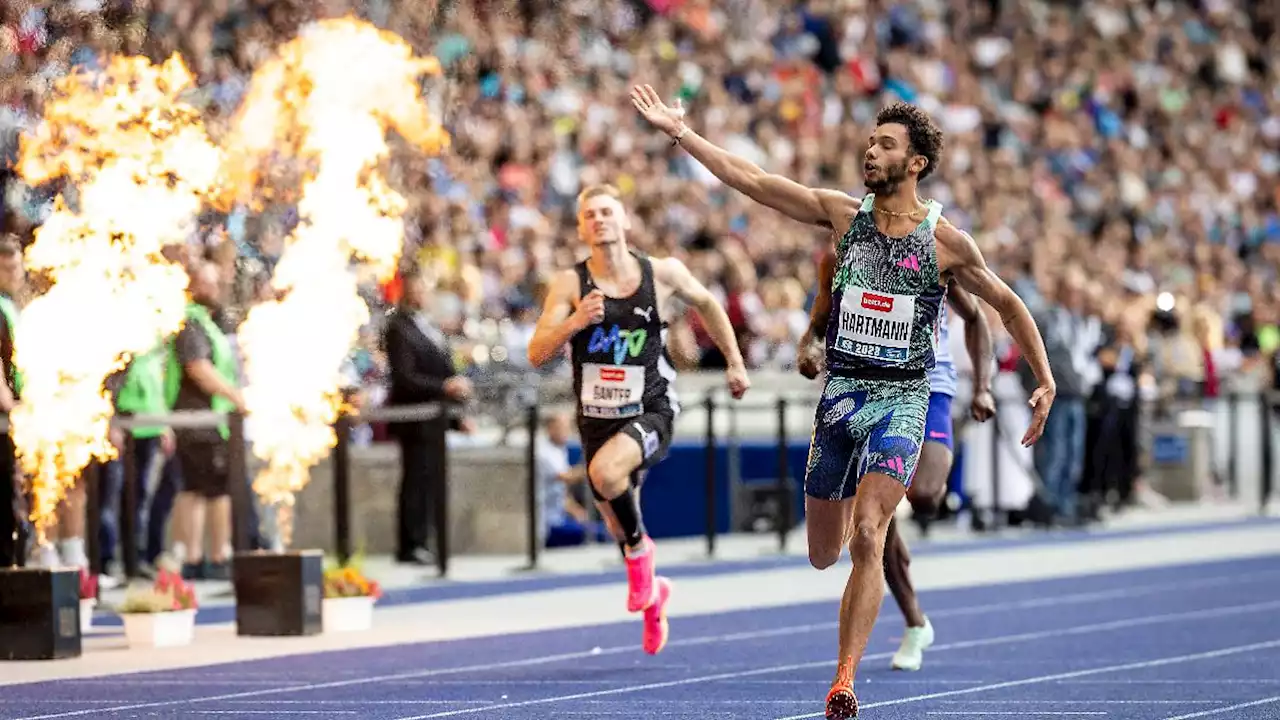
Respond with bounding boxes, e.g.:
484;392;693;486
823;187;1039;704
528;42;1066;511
771;640;1280;720
12;575;1276;720
393;601;1280;719
1159;695;1280;720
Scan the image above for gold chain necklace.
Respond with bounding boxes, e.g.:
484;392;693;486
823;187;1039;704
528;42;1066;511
874;201;927;218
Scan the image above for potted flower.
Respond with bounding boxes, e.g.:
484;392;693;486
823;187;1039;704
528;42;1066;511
115;569;199;648
322;557;381;633
79;569;98;634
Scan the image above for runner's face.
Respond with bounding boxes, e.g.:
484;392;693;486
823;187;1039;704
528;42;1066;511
864;123;913;193
578;195;628;246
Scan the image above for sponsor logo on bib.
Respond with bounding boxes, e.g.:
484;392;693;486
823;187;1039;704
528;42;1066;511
861;293;894;313
834;287;916;363
581;363;645;419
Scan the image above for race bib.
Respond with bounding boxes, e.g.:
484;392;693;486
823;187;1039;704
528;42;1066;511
581;363;645;419
834;286;915;363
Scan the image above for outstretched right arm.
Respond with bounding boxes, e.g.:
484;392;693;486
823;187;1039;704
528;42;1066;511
677;131;851;228
527;270;586;368
630;85;856;228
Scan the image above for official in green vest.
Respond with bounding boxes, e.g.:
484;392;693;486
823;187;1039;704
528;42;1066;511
167;260;245;581
0;292;22;401
104;343;184;572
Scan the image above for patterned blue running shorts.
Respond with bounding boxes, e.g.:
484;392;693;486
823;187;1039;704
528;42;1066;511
803;374;931;501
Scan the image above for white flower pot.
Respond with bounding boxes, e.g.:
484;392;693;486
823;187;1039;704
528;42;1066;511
120;609;197;648
79;599;96;634
322;595;376;633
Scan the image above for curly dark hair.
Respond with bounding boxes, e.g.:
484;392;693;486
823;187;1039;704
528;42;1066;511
874;102;944;182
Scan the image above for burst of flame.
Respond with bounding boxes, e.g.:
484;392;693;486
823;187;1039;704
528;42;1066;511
226;17;449;542
11;55;222;541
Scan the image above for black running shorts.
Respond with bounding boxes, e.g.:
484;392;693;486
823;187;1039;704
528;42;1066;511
580;410;674;502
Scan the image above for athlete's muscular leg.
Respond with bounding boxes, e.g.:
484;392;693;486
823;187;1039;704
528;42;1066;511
587;433;649;547
836;472;907;678
805;496;856;570
884;441;952;628
882;516;924;628
597;487;642;558
587;433;644;503
906;441;952;516
588;432;659;613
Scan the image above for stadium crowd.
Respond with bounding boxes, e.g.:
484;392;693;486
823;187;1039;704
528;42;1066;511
0;0;1277;572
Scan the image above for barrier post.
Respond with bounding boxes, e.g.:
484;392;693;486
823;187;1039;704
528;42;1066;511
433;406;450;578
1262;392;1274;516
0;428;16;567
775;396;790;552
13;455;27;566
988;403;1002;531
332;414;353;566
120;432;140;579
227;412;252;553
1228;392;1239;499
704;394;716;557
83;462;102;576
524;402;541;571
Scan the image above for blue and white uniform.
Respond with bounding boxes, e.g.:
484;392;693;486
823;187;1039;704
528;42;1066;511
923;299;957;450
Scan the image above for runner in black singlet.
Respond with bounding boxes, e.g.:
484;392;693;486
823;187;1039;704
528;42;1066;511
569;255;678;469
633;87;1055;719
528;183;750;656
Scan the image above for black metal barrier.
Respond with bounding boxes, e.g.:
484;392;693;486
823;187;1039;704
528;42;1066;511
522;403;540;572
332;401;453;577
112;410;253;577
776;398;791;551
703;394;716;557
120;434;139;579
83;462;101;577
978;389;1280;527
8;382;1280;579
0;409;248;576
1261;393;1274;515
988;407;1003;531
1223;392;1233;499
700;393;804;558
331;416;353;565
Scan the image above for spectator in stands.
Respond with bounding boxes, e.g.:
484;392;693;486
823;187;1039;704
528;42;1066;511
1027;269;1101;526
383;266;474;567
1084;306;1147;516
168;259;245;580
0;0;1276;540
535;410;607;548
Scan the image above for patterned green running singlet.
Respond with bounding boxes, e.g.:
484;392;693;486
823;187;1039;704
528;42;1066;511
804;194;948;499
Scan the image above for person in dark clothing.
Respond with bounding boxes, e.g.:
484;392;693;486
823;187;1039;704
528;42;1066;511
382;268;473;566
168;260;245;580
1083;320;1145;513
0;237;22;567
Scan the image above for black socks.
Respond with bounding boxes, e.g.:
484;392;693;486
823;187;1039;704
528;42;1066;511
608;487;646;549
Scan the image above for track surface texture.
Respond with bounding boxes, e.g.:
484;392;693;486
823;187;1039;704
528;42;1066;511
3;515;1279;720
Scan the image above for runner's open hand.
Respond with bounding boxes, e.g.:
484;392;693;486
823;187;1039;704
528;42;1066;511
630;84;685;137
1022;384;1055;446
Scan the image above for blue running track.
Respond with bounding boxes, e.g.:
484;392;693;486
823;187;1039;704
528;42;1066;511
3;554;1279;719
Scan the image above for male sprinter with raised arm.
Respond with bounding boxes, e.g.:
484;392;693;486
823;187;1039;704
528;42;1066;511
799;246;996;673
632;87;1054;718
527;184;750;655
